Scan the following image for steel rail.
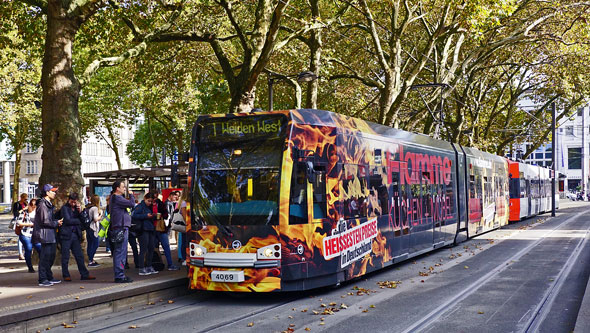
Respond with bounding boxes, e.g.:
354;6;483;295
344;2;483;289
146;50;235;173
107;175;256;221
401;209;587;333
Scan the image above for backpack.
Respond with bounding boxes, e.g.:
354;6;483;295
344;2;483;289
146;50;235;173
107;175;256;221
80;207;92;231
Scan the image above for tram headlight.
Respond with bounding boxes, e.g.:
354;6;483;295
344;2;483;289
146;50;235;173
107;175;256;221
257;243;281;260
263;248;273;258
190;243;207;258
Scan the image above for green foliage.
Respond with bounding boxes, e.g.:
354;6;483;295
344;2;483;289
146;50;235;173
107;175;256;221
0;4;42;155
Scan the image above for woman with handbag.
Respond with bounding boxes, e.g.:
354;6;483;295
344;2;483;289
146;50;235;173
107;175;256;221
153;190;179;271
17;199;41;273
173;189;189;265
12;193;28;260
86;195;102;267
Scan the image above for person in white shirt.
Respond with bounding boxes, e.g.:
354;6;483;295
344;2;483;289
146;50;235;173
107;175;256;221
17;199;41;273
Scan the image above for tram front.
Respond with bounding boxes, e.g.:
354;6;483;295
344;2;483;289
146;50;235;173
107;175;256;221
187;113;289;292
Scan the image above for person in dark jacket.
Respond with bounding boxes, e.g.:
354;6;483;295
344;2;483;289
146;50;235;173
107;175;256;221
32;184;63;287
109;180;136;283
59;192;96;281
132;192;158;276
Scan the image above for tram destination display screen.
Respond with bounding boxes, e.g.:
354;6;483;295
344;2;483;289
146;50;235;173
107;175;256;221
199;115;285;143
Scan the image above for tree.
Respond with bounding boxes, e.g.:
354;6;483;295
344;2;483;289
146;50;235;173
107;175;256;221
0;11;42;201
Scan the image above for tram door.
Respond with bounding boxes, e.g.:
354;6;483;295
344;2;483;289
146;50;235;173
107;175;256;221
409;160;433;254
526;178;533;217
391;161;409;259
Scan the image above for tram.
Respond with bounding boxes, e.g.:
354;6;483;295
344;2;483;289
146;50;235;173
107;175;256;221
508;160;559;222
185;109;551;292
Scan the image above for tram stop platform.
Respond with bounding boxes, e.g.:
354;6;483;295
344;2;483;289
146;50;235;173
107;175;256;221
0;231;191;332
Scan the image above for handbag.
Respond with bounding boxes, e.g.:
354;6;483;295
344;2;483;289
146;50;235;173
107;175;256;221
14;224;23;236
155;219;166;232
110;229;126;244
170;221;186;233
170;211;186;233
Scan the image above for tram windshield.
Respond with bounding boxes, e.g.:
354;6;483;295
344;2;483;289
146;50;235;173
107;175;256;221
194;115;287;226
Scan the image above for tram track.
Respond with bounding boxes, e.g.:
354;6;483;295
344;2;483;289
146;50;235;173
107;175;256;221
402;209;588;333
86;294;212;333
83;292;303;333
197;296;302;333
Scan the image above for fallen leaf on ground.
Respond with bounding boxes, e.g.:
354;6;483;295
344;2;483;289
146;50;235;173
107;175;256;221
168;300;174;304
128;325;137;329
247;322;254;327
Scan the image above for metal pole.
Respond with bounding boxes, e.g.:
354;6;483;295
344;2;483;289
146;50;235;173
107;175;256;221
552;102;556;217
268;77;274;111
583;105;587;199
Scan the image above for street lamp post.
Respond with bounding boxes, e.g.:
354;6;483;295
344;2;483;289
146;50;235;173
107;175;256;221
268;71;318;111
552;102;556;217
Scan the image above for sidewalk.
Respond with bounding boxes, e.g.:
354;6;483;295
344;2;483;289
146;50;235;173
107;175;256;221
0;232;193;332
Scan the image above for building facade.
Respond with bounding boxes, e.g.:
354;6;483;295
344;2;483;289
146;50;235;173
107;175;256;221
507;106;590;194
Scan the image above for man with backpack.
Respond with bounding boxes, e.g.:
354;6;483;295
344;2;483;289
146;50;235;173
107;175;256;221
59;192;95;282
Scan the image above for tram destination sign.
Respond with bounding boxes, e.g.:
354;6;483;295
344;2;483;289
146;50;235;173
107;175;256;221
200;115;284;142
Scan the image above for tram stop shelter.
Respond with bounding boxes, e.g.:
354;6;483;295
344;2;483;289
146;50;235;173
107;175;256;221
84;163;188;204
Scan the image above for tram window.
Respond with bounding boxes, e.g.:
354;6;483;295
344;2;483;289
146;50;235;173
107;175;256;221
368;166;388;216
312;167;327;220
289;164;308;224
469;175;476;198
422;171;432;218
343;164;368;219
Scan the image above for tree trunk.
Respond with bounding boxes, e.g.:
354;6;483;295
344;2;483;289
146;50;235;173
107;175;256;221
39;5;84;206
305;0;322;109
11;150;22;202
229;86;256;113
105;124;122;170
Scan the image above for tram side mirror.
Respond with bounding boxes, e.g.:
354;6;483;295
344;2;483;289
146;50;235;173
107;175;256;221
306;161;316;183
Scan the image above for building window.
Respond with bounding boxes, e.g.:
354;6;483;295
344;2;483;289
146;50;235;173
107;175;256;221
26;160;38;174
9;161;15;175
25;143;38;154
535;153;544;159
566;126;574;136
578;108;584;117
568;147;582;169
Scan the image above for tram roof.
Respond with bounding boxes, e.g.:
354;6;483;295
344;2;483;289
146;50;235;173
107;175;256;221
197;109;503;158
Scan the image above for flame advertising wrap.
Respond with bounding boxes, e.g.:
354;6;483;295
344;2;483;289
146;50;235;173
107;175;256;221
185;109;534;292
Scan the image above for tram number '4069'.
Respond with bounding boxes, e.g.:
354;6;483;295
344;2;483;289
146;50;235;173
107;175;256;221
211;270;245;283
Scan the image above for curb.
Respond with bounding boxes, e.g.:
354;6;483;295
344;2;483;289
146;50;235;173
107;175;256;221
0;277;194;333
575;274;590;332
